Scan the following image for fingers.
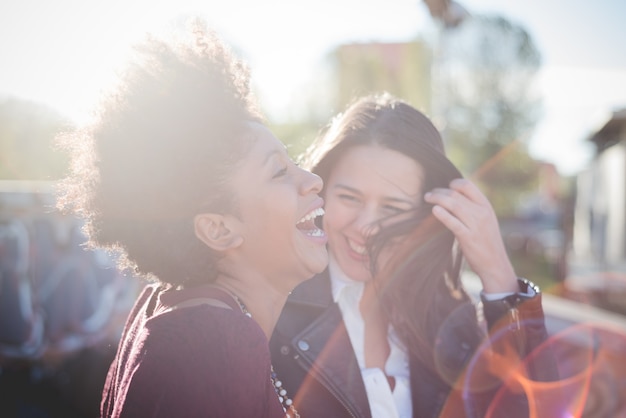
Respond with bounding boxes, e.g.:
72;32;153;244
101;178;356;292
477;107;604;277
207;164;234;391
424;179;490;215
424;179;518;292
424;178;495;235
431;204;469;236
426;192;467;231
447;178;489;206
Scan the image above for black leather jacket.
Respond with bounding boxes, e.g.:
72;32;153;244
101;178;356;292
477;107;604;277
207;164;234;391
270;270;559;418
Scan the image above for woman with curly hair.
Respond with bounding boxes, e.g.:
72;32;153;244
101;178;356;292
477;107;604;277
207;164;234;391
270;93;560;418
57;22;327;418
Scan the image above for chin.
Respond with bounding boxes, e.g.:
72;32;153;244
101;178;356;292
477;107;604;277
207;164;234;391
346;267;373;283
306;261;328;278
303;246;329;274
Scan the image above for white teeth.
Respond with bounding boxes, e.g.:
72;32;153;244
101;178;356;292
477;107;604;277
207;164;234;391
306;229;325;237
348;240;367;255
297;207;325;225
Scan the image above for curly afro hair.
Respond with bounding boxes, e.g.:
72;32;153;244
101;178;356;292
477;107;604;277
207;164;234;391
57;20;262;287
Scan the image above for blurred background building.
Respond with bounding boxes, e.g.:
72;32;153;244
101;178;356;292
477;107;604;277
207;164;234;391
568;109;626;314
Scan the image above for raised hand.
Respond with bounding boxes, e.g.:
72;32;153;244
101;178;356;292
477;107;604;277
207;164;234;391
424;178;518;293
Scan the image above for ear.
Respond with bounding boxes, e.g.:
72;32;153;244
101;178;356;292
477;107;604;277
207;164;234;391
194;213;244;252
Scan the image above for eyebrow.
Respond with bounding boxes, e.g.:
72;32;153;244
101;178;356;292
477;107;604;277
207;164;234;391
332;184;416;206
262;147;288;168
332;184;360;194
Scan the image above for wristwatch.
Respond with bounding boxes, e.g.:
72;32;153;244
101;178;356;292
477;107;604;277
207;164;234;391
480;278;541;352
480;278;540;308
481;277;540;327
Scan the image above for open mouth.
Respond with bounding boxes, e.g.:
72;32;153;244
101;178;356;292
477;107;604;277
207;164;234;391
347;239;367;256
296;207;325;237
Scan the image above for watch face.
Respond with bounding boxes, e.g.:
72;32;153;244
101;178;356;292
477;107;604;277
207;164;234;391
518;278;540;297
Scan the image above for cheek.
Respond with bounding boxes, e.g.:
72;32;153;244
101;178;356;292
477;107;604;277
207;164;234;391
245;202;286;239
322;201;350;234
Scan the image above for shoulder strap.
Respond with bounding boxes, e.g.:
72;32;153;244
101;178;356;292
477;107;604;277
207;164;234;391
163;297;234;314
168;297;233;312
157;286;241;315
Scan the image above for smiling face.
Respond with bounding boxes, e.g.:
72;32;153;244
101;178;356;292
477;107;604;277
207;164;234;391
229;122;328;290
322;145;424;282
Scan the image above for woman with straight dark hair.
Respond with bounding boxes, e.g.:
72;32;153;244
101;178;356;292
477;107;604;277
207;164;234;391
270;93;560;417
57;21;328;418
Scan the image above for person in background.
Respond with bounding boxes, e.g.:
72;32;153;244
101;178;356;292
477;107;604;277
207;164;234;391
271;93;560;418
57;20;327;418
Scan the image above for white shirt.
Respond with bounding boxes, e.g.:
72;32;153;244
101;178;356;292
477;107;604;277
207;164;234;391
329;257;413;418
328;258;532;418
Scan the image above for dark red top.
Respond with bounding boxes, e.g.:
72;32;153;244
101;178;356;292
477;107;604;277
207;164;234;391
101;283;285;418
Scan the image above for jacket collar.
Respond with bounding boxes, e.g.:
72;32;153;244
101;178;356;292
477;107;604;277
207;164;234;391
288;271;460;418
288;271;372;418
287;269;335;308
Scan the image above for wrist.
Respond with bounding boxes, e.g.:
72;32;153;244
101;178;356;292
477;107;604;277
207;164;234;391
481;278;540;310
480;272;518;294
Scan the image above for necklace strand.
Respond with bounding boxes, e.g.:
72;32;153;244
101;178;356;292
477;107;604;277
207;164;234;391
232;294;300;418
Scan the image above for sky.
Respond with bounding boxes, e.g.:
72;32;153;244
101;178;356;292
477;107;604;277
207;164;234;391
1;0;625;176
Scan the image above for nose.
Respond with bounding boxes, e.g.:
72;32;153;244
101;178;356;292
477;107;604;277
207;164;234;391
298;167;323;195
355;206;381;238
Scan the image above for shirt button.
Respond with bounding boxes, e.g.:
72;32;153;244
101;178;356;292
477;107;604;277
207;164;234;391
280;345;290;355
297;340;310;351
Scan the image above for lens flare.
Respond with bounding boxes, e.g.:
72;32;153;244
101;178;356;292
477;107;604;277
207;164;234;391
435;313;626;417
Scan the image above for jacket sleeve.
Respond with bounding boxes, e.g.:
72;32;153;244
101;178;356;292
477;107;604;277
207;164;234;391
481;279;558;377
475;278;562;417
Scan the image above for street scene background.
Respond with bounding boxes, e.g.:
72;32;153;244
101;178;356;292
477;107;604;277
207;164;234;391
1;0;625;416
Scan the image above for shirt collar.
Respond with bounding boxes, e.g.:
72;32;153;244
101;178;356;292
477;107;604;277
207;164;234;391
329;255;365;303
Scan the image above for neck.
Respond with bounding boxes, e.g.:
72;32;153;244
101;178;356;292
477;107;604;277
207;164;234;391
360;280;391;370
212;271;289;340
359;280;388;325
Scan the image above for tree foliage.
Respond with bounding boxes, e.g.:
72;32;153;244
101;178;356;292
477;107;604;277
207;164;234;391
0;98;70;180
272;39;435;161
434;14;543;214
333;41;432;114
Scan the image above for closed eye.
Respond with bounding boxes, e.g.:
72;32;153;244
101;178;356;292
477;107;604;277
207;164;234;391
338;194;360;203
383;205;405;214
272;165;288;179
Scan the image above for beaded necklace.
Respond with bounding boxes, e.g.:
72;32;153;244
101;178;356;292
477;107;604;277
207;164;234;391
232;294;301;418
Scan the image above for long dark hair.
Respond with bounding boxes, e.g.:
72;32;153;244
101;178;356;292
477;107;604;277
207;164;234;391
303;93;480;371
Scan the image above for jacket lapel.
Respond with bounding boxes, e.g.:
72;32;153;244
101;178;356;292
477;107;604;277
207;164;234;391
290;272;372;418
